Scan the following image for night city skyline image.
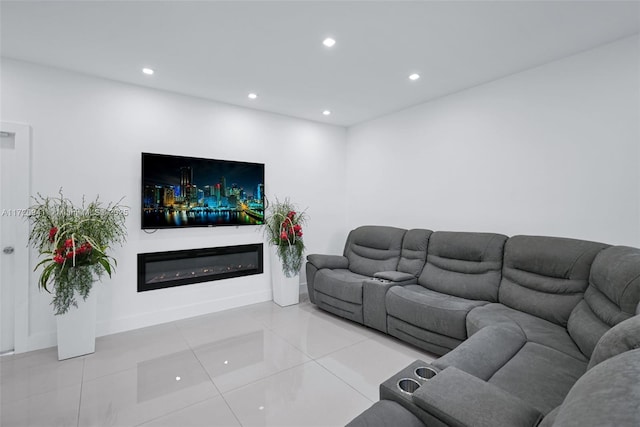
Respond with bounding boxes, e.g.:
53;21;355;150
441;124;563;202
142;153;264;228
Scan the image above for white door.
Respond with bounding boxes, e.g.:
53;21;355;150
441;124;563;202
0;123;31;354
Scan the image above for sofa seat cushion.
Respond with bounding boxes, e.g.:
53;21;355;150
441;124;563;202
346;400;425;427
386;285;487;340
387;316;463;356
488;342;588;414
314;269;370;304
467;303;587;362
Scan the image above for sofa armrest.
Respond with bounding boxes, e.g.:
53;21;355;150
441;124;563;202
412;366;543;427
432;325;526;381
374;271;417;283
306;254;349;270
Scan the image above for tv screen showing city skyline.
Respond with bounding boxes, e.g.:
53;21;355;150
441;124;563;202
142;152;265;229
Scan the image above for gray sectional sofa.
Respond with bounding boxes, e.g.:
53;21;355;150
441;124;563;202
305;226;640;427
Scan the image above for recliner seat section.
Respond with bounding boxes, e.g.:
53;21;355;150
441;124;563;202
312;269;370;320
385;231;508;355
464;235;609;362
431;244;640;416
306;225;407;323
423;321;591;414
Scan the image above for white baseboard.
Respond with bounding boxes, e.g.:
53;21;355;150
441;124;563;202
22;289;273;354
96;289;272;337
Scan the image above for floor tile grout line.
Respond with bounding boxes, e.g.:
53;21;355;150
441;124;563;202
264;330;314;360
214;360;339;424
118;338;241;426
313;358;375;404
218;359;319;399
139;301;316;423
216;358;311;395
191;344;244;427
171;321;193;349
248;306;315;337
81;320;208;385
0;378;81;410
76;357;86;427
174;308;276;352
132;395;219;427
259;313;373;361
0;358;85;407
311;335;374;361
252;307;317;358
245;301;284;333
81;346;194;384
8;297;389;426
181;307;316;394
78;351;217;426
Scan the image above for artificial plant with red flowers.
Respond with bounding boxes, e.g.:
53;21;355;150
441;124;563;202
28;190;127;315
265;197;308;278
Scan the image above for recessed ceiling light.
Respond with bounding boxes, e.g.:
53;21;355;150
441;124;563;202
322;38;336;48
322;110;331;116
409;73;420;81
142;68;154;75
248;93;258;100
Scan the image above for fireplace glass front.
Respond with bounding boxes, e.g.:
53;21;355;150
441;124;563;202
137;243;263;292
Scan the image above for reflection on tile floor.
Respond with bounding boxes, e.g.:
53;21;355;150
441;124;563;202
0;295;436;426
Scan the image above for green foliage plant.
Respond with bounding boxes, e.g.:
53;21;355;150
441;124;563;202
28;190;127;315
264;197;308;278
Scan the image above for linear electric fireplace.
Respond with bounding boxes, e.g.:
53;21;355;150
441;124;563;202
138;243;263;292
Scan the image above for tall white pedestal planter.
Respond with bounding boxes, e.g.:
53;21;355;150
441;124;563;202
56;290;98;360
269;246;300;307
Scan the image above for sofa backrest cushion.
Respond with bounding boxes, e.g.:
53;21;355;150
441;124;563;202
419;231;508;302
586;314;640;370
499;235;608;326
343;225;406;276
568;246;640;359
549;348;640;427
397;229;432;277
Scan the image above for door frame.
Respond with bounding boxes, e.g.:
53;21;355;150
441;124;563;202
1;122;31;354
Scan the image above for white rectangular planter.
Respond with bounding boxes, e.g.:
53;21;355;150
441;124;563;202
56;290;98;360
269;246;300;307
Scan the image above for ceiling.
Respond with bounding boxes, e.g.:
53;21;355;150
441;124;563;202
1;1;639;127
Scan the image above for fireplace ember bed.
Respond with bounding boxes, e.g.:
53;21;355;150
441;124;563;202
137;244;263;292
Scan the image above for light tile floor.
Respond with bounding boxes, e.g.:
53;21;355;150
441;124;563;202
1;296;436;427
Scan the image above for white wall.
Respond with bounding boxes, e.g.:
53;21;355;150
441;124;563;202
1;59;348;352
4;34;639;353
347;35;640;247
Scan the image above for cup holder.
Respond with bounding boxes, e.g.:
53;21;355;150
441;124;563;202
397;378;421;395
415;366;438;380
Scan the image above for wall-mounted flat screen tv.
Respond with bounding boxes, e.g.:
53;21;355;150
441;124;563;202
142;152;265;229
